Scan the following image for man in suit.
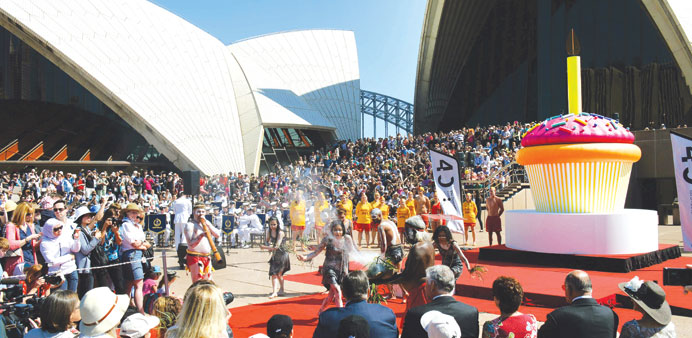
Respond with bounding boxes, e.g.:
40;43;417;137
401;265;479;338
313;270;398;338
537;270;619;338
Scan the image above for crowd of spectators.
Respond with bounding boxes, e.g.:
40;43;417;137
0;120;686;337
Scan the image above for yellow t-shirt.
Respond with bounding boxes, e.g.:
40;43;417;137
396;205;411;228
356;201;373;224
339;199;353;220
406;198;416;216
315;200;329;227
373;201;389;220
290;200;306;226
462;200;477;223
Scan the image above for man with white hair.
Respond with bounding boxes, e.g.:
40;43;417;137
401;265;479;338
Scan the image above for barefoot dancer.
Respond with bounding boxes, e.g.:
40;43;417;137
298;221;357;314
261;216;290;298
432;225;471;280
486;187;505;246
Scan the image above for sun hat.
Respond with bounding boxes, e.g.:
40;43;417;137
618;277;671;325
122;203;142;213
73;206;96;223
421;310;461;338
119;313;160;338
266;314;293;338
79;287;129;336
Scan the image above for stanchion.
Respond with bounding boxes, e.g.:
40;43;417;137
162;250;169;296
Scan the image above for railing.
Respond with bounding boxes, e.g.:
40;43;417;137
459;161;528;199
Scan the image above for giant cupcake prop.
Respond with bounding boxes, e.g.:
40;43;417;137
517;113;641;213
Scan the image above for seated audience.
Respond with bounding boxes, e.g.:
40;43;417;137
166;283;231;338
313;270;398;338
78;287;129;338
401;265;479;338
119;313;160;338
25;290;80;338
537;270;618;338
619;277;676;338
483;276;537;338
337;315;370;338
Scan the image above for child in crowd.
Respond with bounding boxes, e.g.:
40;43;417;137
143;265;162;296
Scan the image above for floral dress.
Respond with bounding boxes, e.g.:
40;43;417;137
483;314;538;338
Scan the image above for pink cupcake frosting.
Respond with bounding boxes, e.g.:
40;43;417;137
521;113;634;147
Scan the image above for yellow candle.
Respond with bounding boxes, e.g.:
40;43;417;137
567;56;582;115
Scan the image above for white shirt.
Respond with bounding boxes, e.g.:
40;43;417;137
237;214;262;230
172;197;192;224
120;218;146;251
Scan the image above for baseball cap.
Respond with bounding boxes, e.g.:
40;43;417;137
420;310;461;338
267;314;293;338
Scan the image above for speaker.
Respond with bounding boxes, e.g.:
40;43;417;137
182;170;200;195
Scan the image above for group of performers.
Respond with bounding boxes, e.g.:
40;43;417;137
172;188;501;317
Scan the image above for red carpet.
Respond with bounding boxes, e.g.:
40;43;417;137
284;248;692;317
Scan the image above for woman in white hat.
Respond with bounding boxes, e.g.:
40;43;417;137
619;277;676;338
78;287;129;338
74;200;106;298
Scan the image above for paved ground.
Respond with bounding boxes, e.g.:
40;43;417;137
150;224;692;336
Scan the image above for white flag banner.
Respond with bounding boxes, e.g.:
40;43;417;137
670;131;692;251
429;150;464;233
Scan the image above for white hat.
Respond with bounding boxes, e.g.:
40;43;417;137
79;287;129;336
119;313;160;338
73;206;95;222
420;310;461;338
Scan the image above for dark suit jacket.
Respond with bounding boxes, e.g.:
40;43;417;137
401;295;479;338
312;299;398;338
537;297;619;338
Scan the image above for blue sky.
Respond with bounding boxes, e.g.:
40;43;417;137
150;0;426;104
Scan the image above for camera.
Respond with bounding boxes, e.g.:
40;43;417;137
223;291;234;305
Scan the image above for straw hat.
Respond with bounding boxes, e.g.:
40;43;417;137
79;287;128;336
122;203;142;213
618;277;671;325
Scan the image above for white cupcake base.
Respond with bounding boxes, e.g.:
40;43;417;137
505;209;658;255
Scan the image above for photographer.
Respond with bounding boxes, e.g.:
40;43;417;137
24;290;80;338
121;203;151;314
40;219;80;292
98;208;125;293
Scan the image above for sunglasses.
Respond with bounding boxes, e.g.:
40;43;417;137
53;226;63;232
53;208;65;212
